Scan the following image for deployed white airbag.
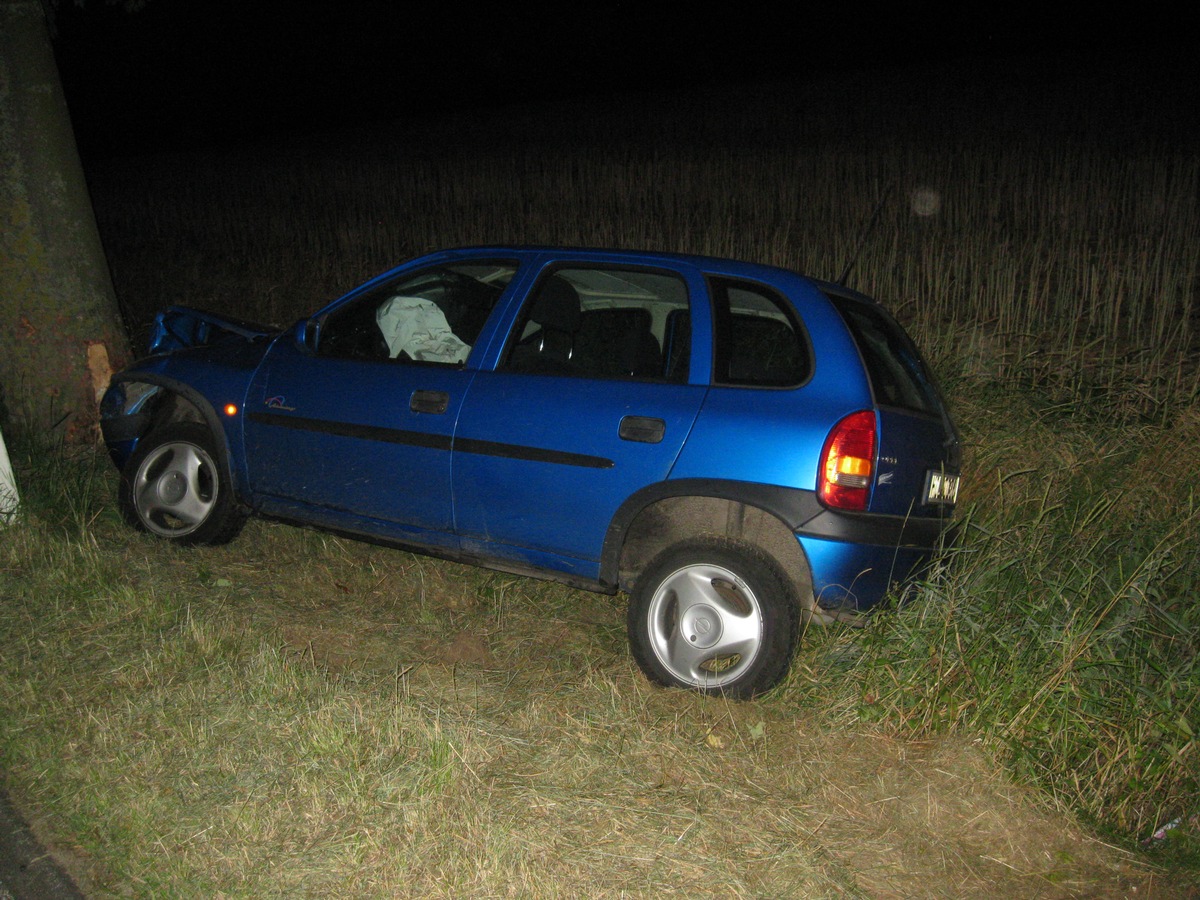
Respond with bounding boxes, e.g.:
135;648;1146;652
376;296;470;364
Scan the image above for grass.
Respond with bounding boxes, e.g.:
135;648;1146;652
2;445;1188;896
1;55;1198;894
810;385;1200;844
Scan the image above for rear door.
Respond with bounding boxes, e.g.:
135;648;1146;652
452;260;711;578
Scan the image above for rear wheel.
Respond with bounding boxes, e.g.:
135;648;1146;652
119;422;247;545
627;538;800;699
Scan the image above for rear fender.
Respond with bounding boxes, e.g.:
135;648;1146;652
605;479;819;612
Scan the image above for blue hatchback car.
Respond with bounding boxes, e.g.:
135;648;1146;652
101;247;960;697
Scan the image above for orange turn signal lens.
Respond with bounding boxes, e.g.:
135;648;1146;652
818;410;877;511
224;403;239;417
837;456;872;478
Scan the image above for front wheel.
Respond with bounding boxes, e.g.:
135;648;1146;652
119;422;247;545
627;538;801;699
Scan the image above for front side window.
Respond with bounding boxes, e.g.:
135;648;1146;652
317;262;518;363
499;266;691;382
710;278;811;387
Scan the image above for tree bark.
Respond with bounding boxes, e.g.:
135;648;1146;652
0;0;130;444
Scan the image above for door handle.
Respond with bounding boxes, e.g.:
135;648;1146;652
410;390;449;414
619;415;665;444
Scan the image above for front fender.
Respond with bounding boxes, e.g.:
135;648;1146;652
100;371;240;493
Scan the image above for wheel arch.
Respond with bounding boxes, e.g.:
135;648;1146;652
602;479;818;614
107;373;236;481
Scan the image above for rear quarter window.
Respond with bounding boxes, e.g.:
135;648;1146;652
828;294;941;415
709;278;811;387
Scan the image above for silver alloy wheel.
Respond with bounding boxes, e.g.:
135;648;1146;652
131;439;218;537
644;562;764;690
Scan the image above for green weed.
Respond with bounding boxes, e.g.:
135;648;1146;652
825;388;1200;846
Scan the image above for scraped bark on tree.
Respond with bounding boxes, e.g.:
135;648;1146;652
0;0;130;443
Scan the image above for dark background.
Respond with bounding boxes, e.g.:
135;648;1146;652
51;1;1194;158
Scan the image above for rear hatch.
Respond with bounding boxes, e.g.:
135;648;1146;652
826;292;960;519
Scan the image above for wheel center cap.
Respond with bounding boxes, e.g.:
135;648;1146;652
681;604;722;649
160;473;187;505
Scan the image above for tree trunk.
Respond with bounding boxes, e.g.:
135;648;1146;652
0;0;130;444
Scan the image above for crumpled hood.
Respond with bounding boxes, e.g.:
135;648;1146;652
147;306;279;355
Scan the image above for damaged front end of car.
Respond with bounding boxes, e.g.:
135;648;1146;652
145;306;276;355
100;307;278;468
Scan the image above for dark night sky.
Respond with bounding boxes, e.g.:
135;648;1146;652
51;1;1194;157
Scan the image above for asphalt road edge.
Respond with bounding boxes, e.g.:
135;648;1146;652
0;791;85;900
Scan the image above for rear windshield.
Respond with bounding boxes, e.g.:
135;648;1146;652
828;294;942;416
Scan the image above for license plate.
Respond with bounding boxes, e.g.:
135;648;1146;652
924;470;960;505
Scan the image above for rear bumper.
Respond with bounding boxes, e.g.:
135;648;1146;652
798;534;937;614
795;502;949;550
794;506;953;615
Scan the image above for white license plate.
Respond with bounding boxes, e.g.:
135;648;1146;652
924;470;960;505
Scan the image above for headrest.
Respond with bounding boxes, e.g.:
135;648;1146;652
529;276;581;332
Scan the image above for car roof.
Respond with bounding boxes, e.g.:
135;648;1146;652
415;245;877;301
451;244;883;301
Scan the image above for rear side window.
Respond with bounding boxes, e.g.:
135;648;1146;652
500;266;690;381
829;294;941;415
709;278;811;387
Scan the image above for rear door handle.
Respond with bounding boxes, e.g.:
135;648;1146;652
410;390;449;414
619;415;665;444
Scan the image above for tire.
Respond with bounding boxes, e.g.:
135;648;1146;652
627;537;800;699
119;422;247;546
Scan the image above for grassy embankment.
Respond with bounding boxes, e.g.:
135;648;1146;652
2;63;1197;894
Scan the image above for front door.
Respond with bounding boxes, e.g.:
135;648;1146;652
242;259;519;547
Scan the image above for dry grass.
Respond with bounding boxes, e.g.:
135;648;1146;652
88;59;1199;425
1;481;1185;897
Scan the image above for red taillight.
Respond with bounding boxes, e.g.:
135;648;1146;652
818;410;876;511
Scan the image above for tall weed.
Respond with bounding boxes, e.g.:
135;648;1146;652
827;388;1200;840
87;65;1198;422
